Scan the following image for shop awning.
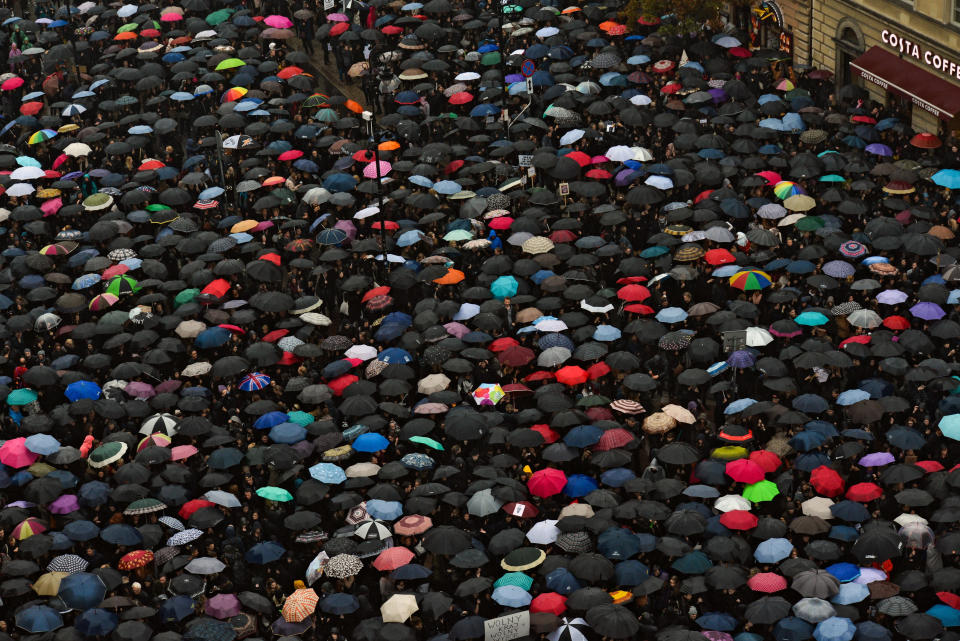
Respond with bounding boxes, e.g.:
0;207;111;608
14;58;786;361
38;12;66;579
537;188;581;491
850;46;960;121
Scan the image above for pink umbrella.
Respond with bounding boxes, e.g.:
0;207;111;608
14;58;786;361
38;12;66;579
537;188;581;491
334;219;357;239
0;438;39;469
101;264;129;279
363;161;391;179
442;321;470;338
124;381;156;399
206;593;242;619
40;197;62;216
171;445;199;461
48;494;80;514
264;14;293;28
155;380;182;394
326;12;348;21
160;12;182;21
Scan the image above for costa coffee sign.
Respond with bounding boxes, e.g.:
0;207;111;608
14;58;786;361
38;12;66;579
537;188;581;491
881;29;960;80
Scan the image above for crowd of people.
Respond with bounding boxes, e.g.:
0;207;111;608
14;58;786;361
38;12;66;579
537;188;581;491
0;1;956;641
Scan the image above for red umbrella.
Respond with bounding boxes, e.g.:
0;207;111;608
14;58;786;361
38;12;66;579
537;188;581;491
498;345;535;367
565;151;591;167
372;546;414;571
529;425;559;443
937;592;960;609
489;338;519;352
550;229;578;243
585;169;612;180
278;149;304;161
810;465;845;497
729;47;751;58
1;76;23;91
448;91;473;105
846;482;883;502
530;592;567;616
660;82;682;94
20;101;43;116
179;499;215;519
201;278;230;299
262;329;290;343
503;501;538;518
595;428;634;451
524;371;554;382
528;469;567;497
327;374;358;396
277;66;304;79
882;315;910;330
756;171;782;185
910;133;942;148
362;286;391;303
652;59;675;73
725;459;765;484
704;248;736;265
748;572;787;593
139;159;165;170
330;22;349;36
555;366;588;386
915;460;943;473
719;510;758;530
749;450;781;473
617;284;650;301
488;216;514;230
624;304;654;315
587;362;610;380
370;221;399;230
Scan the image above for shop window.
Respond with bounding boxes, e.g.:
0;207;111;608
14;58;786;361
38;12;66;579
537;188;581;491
955;0;960;24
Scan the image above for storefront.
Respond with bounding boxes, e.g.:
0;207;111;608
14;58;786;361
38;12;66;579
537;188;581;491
808;0;960;135
747;1;794;58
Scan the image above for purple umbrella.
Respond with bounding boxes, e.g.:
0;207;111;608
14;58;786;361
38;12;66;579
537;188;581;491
910;302;945;320
876;289;908;305
858;452;895;467
124;381;156;399
205;593;241;620
49;494;81;515
822;261;855;278
708;88;728;103
727;350;756;368
615;169;641;187
505;74;523;83
865;143;893;156
334;219;357;240
155;380;182;394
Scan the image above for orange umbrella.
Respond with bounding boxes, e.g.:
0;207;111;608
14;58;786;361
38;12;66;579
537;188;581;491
434;269;464;285
114;31;137;40
282;588;319;622
362;286;391;303
379;140;400;151
345;99;364;114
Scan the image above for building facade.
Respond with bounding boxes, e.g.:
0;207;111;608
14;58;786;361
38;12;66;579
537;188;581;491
803;0;960;135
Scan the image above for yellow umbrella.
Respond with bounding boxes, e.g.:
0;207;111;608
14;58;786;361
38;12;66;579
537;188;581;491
32;572;68;596
711;445;749;460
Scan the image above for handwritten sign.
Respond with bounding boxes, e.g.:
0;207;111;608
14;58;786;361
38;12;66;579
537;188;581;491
517;154;532;167
484;611;529;641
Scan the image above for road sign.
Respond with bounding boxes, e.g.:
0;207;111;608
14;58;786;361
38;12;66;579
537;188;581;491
525;77;534;95
520;59;535;78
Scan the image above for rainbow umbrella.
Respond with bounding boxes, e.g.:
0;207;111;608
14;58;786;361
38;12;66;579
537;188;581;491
28;129;58;145
773;181;805;199
221;87;247;102
729;270;772;291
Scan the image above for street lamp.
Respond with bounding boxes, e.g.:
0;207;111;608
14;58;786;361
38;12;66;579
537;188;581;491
362;109;388;281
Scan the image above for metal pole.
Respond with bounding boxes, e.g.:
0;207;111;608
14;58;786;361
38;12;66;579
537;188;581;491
367;114;387;281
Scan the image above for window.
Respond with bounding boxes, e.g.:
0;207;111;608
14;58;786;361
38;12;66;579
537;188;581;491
955;0;960;24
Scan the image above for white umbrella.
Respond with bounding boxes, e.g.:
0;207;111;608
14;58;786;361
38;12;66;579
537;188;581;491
10;166;45;180
381;594;418;623
64;142;92;157
7;183;34;197
629;94;652;106
526;519;560;545
645;175;673;190
454;71;480;81
714;494;752;512
548;618;590;641
344;345;377;360
559;129;585;146
745;326;774;347
801;497;834;519
604;146;634;162
417;373;450;394
631;146;655;161
204;490;241;508
181;362;212;377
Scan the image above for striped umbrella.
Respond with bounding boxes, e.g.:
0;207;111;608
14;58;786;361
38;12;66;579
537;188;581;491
88;293;119;310
239;372;271;391
729;270;772;291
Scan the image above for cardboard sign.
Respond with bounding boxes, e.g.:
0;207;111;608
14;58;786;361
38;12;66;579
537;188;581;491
484;611;530;641
323;0;335;10
517;154;533;167
558;182;569;196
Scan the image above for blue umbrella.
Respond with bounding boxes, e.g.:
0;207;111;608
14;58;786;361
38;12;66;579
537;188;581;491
268;422;306;444
600;467;635;487
563;425;602;448
24;434;60;455
927;605;960;627
401;452;435;470
75;608;118;636
933;169;960;189
309;463;346;484
854;622;891;641
697;613;738;631
100;523;143;546
64;380;102;402
836;389;871;405
491;585;531;607
58;573;107;610
775;617;814;641
544;567;580;594
793;394;829;413
366;499;404;520
195;326;232;349
563;474;597;498
322;173;357;192
317;228;348;245
613;559;649;585
62;519;101;541
433;180;462;195
158;596;197;623
655;307;688;323
353;433;390;452
397;230;425;247
755;538;793;563
831;583;869;605
671;550;713;574
391;563;431;580
378;347;412;363
320;593;360;615
596;528;641;560
16;606;63;633
245;541;286;564
593;325;621;341
490;275;518;299
813;617;856;641
829;500;871;523
253;411;288;429
825;562;860;582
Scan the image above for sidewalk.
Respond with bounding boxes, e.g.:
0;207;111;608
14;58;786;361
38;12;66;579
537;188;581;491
289;36;366;105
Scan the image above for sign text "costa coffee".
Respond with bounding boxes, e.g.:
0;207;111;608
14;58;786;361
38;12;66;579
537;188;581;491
881;29;960;81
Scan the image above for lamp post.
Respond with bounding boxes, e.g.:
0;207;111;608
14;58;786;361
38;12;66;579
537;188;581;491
362;109;388;282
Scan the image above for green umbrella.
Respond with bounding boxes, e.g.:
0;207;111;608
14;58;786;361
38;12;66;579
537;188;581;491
818;174;846;183
286;411;314;426
205;8;234;25
409;436;443;451
577;394;611;407
105;275;140;296
88;442;127;468
116;22;139;32
215;58;245;71
174;289;199;307
480;52;501;66
271;188;295;206
742;479;780;503
256;486;293;502
494;572;533;590
795;215;825;231
82;193;113;211
145;204;172;212
314;108;338;122
6;389;37;405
